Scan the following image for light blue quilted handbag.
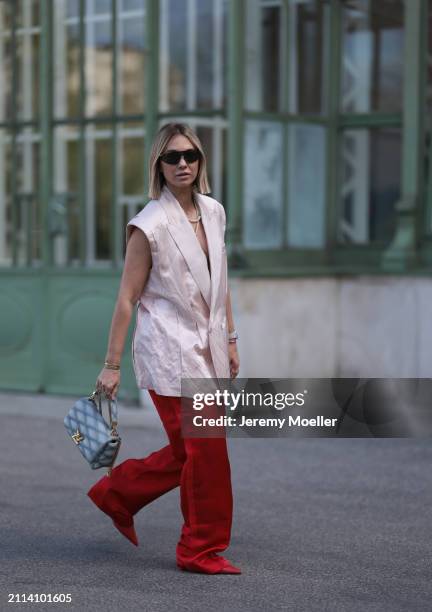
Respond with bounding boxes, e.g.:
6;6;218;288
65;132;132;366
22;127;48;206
64;390;121;474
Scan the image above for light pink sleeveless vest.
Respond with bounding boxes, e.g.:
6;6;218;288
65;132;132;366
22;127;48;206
126;185;230;396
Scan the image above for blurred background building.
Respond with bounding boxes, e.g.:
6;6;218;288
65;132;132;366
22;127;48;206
0;0;431;401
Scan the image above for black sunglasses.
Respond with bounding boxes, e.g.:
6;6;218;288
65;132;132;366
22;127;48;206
159;148;201;165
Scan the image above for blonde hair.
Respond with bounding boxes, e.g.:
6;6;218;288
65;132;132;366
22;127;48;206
148;122;211;200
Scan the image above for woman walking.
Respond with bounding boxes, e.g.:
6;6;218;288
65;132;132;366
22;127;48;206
87;122;241;575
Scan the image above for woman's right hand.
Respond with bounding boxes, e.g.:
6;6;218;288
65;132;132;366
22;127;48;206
95;367;121;400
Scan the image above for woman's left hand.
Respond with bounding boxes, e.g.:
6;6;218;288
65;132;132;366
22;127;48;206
228;342;240;378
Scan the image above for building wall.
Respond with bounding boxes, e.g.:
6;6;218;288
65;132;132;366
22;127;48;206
229;276;431;379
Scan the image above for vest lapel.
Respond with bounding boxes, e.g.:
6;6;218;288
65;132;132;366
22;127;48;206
159;185;214;312
199;192;222;320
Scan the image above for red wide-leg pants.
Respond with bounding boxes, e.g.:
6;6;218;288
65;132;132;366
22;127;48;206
88;389;233;571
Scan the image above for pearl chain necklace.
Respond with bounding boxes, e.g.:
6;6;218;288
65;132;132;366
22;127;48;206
186;194;201;235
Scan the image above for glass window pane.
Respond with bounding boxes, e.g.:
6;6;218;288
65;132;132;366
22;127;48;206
94;129;113;260
245;0;283;113
13;0;23;28
0;129;41;266
338;128;401;244
164;0;187;111
287;0;329;115
53;124;115;264
0;129;12;266
222;0;228;108
31;0;40;26
243;120;283;249
53;126;81;264
53;2;81;119
94;0;111;14
287;123;326;248
14;0;40;26
161;0;227;112
262;5;281;112
0;0;12;32
0;5;12;122
121;0;145;10
15;129;39;192
119;15;145;114
121;124;144;196
196;0;227;111
85;15;113;117
426;0;432;233
196;0;214;109
427;0;432;115
15;8;41;121
66;0;79;19
341;0;404;113
120;121;145;254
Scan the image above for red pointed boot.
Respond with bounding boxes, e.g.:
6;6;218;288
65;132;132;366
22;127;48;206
177;552;241;575
87;475;139;547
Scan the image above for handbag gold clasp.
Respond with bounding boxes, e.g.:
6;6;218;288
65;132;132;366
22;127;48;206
71;428;85;444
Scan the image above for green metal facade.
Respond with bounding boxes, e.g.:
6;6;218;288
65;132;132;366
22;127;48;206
0;0;432;398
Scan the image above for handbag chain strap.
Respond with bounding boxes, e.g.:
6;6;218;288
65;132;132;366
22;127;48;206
88;390;119;435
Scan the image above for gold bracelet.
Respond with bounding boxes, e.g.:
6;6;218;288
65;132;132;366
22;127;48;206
104;361;120;370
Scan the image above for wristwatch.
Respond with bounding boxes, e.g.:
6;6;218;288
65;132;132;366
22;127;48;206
228;330;239;342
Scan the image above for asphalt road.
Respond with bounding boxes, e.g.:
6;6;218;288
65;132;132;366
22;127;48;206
0;392;431;612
